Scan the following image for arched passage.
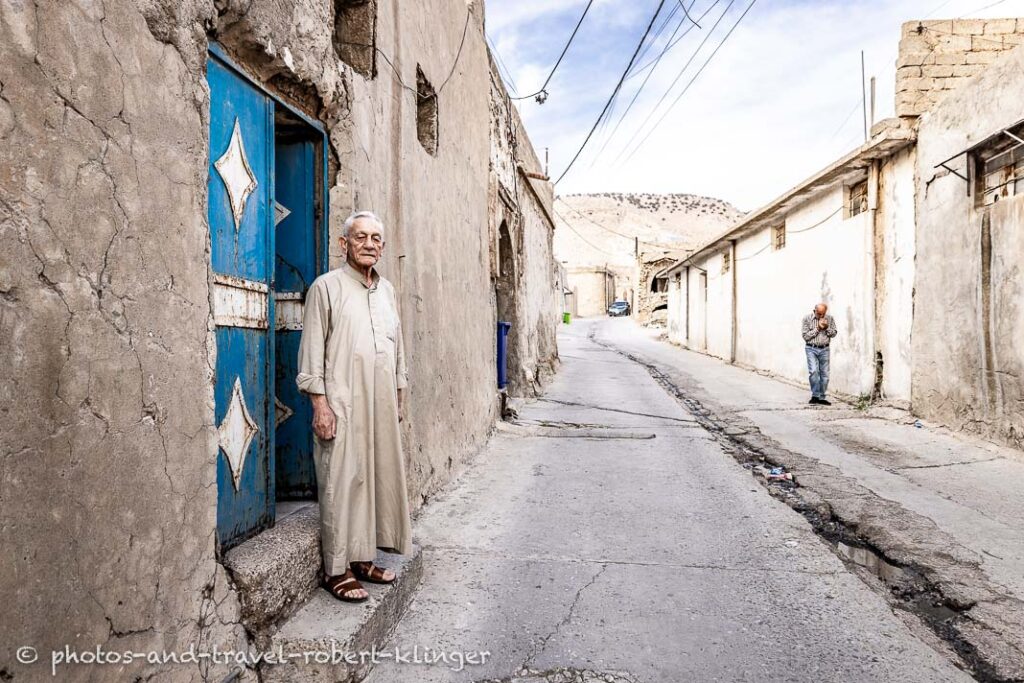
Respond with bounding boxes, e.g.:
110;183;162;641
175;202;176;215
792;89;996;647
496;219;516;324
494;218;522;393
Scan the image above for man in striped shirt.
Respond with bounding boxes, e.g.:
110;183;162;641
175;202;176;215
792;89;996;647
802;303;838;405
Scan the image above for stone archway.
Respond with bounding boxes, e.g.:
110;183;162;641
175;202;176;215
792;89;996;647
496;219;516;325
494;218;524;395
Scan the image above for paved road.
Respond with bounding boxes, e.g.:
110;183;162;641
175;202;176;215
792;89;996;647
365;320;970;682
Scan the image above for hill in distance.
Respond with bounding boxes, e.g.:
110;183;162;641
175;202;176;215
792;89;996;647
554;192;743;270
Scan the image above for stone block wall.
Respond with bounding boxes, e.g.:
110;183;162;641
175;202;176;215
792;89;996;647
896;19;1024;117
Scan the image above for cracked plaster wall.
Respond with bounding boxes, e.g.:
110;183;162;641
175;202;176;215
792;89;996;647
487;59;560;398
1;0;553;679
0;1;250;681
913;44;1024;449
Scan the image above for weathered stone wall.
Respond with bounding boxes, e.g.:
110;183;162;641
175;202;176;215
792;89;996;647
487;59;560;397
328;0;498;503
0;0;552;680
875;146;917;406
635;253;682;325
896;18;1024;118
567;267;616;317
913;44;1024;449
0;2;249;681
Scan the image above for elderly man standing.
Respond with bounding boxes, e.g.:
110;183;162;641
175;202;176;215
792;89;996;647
296;210;412;603
801;303;838;406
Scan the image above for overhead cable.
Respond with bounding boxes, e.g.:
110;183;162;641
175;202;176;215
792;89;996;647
625;0;723;82
610;0;738;164
512;0;597;103
594;0;701;160
554;0;669;185
622;0;759;164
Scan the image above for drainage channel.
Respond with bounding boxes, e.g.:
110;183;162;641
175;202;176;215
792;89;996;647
589;332;1006;683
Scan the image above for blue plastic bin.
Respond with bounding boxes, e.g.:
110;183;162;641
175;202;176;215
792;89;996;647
497;321;512;389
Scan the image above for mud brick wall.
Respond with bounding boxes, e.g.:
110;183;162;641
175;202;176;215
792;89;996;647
896;19;1024;118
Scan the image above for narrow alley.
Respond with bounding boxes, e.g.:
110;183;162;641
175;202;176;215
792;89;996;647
7;3;1024;682
357;319;999;682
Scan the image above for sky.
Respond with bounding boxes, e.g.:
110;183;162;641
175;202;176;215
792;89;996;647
486;0;1024;211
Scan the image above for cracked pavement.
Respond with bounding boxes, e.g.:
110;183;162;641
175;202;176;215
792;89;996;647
364;321;970;682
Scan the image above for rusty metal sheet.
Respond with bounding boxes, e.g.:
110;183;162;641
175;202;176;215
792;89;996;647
213;273;269;329
274;292;304;331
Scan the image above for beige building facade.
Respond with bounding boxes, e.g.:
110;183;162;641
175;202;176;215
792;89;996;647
663;18;1024;439
565;265;627;318
664;126;916;401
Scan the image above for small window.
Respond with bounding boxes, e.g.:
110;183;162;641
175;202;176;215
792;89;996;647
416;66;438;155
974;124;1024;206
334;0;377;78
772;224;786;250
846;181;868;218
721;251;731;274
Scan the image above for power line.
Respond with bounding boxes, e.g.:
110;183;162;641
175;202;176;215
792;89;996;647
677;0;702;28
923;0;956;18
486;32;521;96
554;0;669;185
713;206;843;265
594;0;700;160
622;0;758;164
632;2;683;71
557;197;674;247
611;0;738;164
625;0;724;82
512;0;596;102
341;6;474;97
918;24;1021;48
788;206;842;233
598;2;680;138
438;8;473;93
828;98;864;140
552;206;622;256
964;0;1011;16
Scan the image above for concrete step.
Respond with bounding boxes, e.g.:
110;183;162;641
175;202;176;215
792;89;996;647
260;545;423;682
223;503;322;637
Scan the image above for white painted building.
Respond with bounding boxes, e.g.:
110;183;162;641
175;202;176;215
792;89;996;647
662;121;917;404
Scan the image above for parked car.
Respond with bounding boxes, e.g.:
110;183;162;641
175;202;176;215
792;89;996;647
607;300;630;317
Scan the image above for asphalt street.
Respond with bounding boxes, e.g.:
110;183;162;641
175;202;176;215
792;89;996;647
364;319;972;683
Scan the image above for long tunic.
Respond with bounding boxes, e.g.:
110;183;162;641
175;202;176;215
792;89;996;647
296;262;412;576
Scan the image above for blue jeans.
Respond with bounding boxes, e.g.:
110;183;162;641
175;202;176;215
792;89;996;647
805;345;830;399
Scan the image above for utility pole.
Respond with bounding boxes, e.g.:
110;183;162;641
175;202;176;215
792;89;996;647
861;51;868;142
869;76;876;133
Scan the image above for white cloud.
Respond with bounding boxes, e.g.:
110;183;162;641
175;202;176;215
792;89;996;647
487;0;1024;210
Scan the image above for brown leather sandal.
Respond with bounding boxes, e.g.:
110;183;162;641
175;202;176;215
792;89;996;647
323;570;368;602
350;561;396;584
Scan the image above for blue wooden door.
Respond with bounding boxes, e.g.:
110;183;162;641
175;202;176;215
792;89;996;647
273;139;318;497
208;54;276;550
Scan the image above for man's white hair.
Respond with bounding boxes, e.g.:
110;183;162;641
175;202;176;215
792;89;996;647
342;210;385;237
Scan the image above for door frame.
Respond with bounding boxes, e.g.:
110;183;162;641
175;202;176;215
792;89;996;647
209;43;330;276
209;43;330;551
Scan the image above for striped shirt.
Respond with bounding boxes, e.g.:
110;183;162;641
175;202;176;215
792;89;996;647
802;313;838;347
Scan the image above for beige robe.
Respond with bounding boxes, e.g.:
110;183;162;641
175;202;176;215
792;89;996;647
296;262;412;576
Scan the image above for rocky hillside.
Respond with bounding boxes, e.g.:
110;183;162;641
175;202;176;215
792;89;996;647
554;192;743;269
